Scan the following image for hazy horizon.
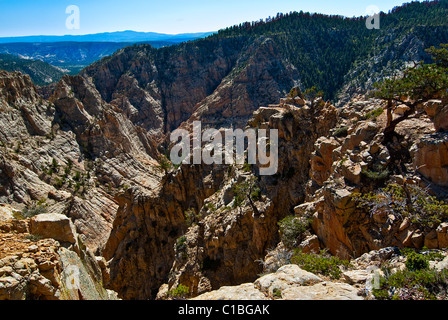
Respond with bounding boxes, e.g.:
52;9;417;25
0;0;418;38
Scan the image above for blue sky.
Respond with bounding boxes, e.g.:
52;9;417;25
0;0;417;37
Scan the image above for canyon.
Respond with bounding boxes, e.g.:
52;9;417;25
1;1;448;300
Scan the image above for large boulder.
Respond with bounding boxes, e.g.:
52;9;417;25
280;281;363;300
30;213;77;244
423;99;448;132
254;264;322;298
192;283;268;300
411;132;448;186
192;264;363;300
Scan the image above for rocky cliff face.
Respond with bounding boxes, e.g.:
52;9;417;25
82;36;298;136
0;69;165;255
102;165;226;299
147;97;337;298
296;96;448;260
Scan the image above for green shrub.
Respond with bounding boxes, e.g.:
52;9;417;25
204;202;216;212
250;186;261;200
273;288;282;298
54;178;64;189
362;107;384;121
373;267;448;300
333;126;349;138
353;183;448;229
168;284;190;299
278;215;310;248
232;180;253;209
184;208;202;227
50;157;59;172
158;155;172;173
242;162;252;172
21;202;48;219
361;167;390;182
291;250;351;280
405;251;429;272
73;171;81;182
175;236;187;253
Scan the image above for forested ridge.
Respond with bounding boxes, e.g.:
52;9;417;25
182;0;448;100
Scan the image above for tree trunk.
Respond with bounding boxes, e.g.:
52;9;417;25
383;104;415;144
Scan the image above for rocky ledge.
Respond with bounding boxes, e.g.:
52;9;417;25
191;247;448;300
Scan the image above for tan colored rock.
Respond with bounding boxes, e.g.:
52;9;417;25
310;137;340;186
281;281;363;300
437;222;448;248
192;283;268;300
342;270;370;285
424;230;439;249
434;256;448;272
411;132;448;186
0;204;15;222
341;122;379;153
299;235;320;254
254;265;322;298
340;159;362;185
394;104;410;116
433;104;448;132
423;99;442;118
30;213;77;244
311;186;357;259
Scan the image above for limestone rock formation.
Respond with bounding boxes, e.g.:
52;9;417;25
103;165;227;299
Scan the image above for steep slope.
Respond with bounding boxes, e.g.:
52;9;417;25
0;70;162;254
0;53;65;86
82;35;298;136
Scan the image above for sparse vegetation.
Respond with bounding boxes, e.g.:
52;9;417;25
373;249;448;300
362;107;384;121
158;155;172;173
278;215;310;248
272;288;282;298
354;183;448;229
184;208;202;227
291;249;351;280
361;166;390;182
303;86;324;108
333;126;349;138
373;267;448;300
175;236;188;259
20;199;48;219
168;284;190;299
242;162;252;172
405;251;430;272
231;176;261;215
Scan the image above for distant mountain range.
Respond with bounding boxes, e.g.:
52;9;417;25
0;42;156;75
0;31;215;79
0;30;215;44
